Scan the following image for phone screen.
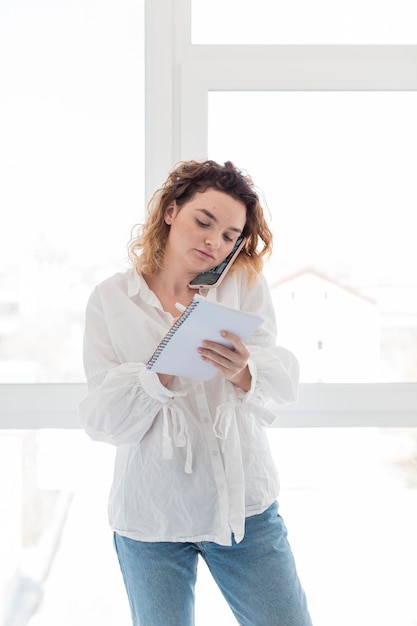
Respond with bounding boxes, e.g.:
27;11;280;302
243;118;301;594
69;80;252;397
189;236;245;288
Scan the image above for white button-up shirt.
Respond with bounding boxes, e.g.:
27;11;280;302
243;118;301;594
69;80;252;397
79;268;299;546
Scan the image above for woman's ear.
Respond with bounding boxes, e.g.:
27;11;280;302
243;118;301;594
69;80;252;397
164;201;176;225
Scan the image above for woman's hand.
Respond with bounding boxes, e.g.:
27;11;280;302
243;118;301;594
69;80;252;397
198;331;252;392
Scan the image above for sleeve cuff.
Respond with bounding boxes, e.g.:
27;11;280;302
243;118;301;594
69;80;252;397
139;367;186;403
233;357;258;402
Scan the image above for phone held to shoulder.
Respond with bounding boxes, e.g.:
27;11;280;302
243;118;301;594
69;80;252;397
189;236;246;290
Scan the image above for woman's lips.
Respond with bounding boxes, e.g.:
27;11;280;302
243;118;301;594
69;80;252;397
195;248;215;261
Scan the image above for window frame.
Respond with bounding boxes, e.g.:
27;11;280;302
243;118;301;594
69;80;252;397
0;0;416;429
0;382;416;430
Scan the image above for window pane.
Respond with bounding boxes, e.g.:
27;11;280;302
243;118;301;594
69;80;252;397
0;430;130;625
1;427;416;625
192;0;417;44
209;92;417;383
0;0;144;383
267;427;417;626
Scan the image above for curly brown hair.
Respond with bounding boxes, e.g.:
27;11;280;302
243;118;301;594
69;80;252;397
128;160;273;283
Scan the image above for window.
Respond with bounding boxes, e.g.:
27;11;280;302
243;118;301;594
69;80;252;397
0;0;144;383
208;91;417;382
1;1;417;624
1;426;416;625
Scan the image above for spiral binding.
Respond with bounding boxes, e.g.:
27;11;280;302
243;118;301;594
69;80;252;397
146;299;200;369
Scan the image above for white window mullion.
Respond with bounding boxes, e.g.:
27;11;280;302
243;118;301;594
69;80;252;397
1;383;416;429
144;0;176;199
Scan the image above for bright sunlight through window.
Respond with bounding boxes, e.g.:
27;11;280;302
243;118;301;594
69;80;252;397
192;0;417;44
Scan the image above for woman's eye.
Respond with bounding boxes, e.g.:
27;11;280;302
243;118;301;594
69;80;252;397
195;218;234;243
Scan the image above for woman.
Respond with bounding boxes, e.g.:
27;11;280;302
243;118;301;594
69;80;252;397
79;160;312;626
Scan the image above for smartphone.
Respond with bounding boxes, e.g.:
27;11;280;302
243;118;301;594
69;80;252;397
189;236;246;289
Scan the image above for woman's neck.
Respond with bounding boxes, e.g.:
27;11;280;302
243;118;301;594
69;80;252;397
143;271;196;317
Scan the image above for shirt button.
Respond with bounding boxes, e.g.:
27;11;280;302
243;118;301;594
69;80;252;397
204;417;209;424
212;450;219;456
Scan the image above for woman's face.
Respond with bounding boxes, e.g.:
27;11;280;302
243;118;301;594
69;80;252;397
164;188;247;277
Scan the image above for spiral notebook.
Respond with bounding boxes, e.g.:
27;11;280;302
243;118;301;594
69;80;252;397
146;295;263;380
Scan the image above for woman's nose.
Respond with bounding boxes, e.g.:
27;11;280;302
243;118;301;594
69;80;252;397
205;233;221;249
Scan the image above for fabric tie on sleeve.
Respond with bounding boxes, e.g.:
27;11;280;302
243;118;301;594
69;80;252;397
162;401;193;474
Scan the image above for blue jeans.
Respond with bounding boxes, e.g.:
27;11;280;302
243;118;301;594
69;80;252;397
113;502;313;626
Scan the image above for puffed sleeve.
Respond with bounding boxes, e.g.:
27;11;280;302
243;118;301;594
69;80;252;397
79;287;185;446
235;274;300;425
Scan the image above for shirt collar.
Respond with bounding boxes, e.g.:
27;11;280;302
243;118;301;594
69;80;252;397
127;267;142;297
127;267;163;310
